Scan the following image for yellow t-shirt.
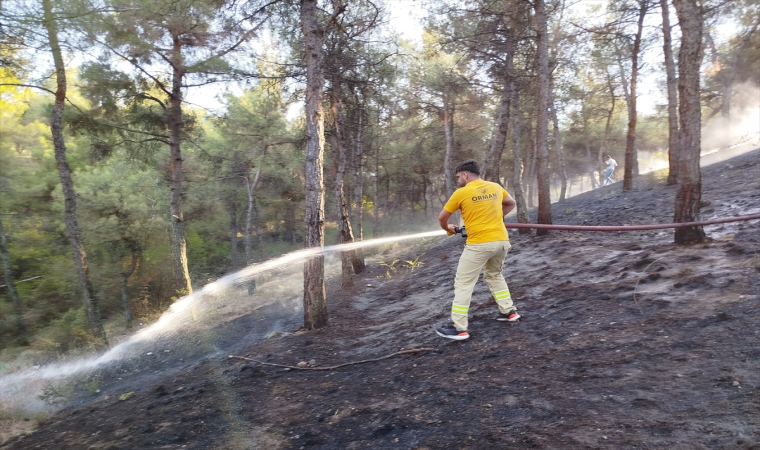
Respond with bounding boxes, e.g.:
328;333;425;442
444;179;510;244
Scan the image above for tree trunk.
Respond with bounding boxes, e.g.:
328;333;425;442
119;242;139;330
119;274;131;329
373;141;379;237
300;0;328;329
481;75;511;183
254;202;264;260
245;196;261;295
43;0;108;345
168;35;192;296
548;11;568;202
334;148;354;287
244;165;262;265
442;99;456;197
352;109;364;240
622;0;647;192
526;119;537;208
583;113;599;189
329;74;362;288
661;0;680;185
599;73;616;185
533;0;553;234
229;199;238;272
510;87;531;234
0;220;26;339
421;176;429;218
351;107;366;266
549;96;567;201
672;0;706;243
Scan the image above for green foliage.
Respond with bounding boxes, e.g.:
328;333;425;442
33;308;97;353
87;373;103;393
261;239;301;260
38;381;73;407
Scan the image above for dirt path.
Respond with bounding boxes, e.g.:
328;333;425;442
3;149;759;449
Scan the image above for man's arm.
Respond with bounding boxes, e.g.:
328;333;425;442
502;194;516;216
438;209;456;234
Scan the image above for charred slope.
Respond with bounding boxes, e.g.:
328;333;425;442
4;148;759;450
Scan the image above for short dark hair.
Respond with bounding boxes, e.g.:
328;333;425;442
456;159;480;175
604;154;611;159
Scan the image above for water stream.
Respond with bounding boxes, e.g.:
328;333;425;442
0;230;447;415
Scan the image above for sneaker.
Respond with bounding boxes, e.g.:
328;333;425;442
497;310;521;322
436;324;469;340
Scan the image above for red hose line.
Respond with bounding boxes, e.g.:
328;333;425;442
505;212;760;232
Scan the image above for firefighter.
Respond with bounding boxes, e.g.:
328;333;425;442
436;159;520;340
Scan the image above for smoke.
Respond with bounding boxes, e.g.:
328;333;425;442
636;83;760;174
701;82;760;166
562;82;760;198
637;149;671;174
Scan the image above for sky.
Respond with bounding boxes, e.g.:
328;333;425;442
384;0;426;41
185;0;750;121
187;0;667;117
187;0;426;113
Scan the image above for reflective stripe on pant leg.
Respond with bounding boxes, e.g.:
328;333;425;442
452;243;492;331
493;288;514;313
451;304;469;315
482;241;514;314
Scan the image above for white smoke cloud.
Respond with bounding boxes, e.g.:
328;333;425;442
701;82;760;166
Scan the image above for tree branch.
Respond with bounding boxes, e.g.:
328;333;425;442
90;38;172;97
0;83;56;95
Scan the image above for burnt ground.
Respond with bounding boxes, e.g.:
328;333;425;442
2;148;760;450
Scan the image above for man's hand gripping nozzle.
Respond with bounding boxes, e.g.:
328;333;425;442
454;226;467;238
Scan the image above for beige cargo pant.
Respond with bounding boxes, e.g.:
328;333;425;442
451;240;514;331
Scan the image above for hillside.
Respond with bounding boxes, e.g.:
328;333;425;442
2;148;759;450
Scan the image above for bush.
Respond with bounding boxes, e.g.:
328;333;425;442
32;308;98;353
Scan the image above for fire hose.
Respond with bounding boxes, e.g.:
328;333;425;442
453;212;760;235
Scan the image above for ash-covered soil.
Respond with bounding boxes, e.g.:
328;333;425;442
3;148;760;450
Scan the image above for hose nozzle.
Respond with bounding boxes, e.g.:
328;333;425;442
454;226;467;238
